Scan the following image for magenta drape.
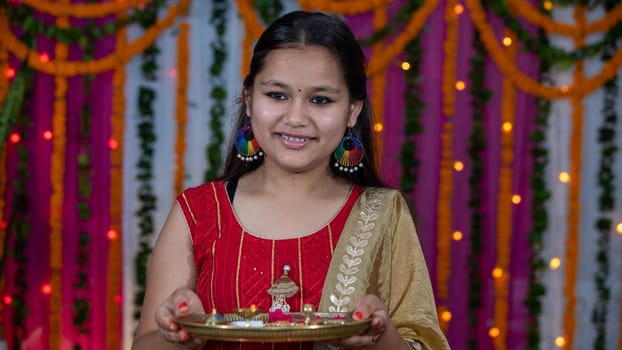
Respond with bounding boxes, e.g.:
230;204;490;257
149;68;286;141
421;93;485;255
2;12;118;349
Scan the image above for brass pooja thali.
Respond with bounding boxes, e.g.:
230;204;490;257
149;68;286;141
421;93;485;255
177;265;370;342
175;311;371;342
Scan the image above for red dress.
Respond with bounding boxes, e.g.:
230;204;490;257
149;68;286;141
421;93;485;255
177;181;363;349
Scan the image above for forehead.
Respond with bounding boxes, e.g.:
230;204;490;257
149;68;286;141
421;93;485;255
257;46;346;87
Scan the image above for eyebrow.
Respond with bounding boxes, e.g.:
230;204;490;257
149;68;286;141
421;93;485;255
259;80;342;94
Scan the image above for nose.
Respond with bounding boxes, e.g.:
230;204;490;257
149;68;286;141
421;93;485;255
284;98;308;126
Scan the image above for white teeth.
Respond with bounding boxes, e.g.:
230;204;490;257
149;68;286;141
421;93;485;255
281;134;307;143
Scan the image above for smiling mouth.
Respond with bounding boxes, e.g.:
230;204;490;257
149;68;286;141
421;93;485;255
278;133;311;143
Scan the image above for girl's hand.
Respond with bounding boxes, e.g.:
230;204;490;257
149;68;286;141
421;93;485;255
330;294;389;349
154;287;206;349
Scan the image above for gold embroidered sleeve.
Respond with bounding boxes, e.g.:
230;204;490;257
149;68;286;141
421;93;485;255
367;191;451;350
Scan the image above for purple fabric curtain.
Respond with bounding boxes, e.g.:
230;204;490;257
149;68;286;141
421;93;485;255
346;2;538;348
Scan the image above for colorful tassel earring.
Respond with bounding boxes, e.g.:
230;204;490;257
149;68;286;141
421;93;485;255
235;125;263;161
333;130;364;172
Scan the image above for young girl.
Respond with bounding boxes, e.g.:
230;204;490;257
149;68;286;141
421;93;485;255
132;11;449;350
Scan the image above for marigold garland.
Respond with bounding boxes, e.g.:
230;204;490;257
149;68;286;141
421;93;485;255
493;29;517;350
0;1;186;76
105;6;128;348
506;0;622;37
562;6;587;349
174;22;189;196
367;0;437;77
299;0;394;14
48;5;70;349
20;0;153;18
236;0;263;79
436;0;458;309
466;0;622;100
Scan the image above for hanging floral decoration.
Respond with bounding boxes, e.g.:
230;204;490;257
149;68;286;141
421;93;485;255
204;0;229;181
591;3;620;348
132;0;167;321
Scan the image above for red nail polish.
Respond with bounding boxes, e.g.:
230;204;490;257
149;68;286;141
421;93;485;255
178;302;188;311
353;311;363;320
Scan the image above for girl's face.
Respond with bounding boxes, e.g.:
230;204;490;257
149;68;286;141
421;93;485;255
245;45;363;174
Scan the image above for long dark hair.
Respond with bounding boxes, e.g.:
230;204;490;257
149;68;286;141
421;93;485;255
219;11;384;187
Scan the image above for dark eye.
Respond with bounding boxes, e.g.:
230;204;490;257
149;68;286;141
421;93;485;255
266;92;286;100
310;96;333;105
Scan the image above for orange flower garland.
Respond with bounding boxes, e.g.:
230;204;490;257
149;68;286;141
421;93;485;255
436;0;458;309
0;1;188;76
367;0;438;77
299;0;394;14
370;7;387;164
466;0;622;100
20;0;153;18
105;5;128;347
493;30;517;350
174;22;190;196
236;0;263;78
507;0;622;37
562;6;587;349
48;4;70;348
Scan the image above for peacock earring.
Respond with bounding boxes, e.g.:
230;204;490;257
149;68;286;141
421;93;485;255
333;128;364;172
235;124;264;161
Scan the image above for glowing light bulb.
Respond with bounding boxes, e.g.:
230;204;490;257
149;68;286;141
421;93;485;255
454;4;464;14
374;123;384;133
108;138;119;150
489;327;500;338
39;53;50;63
452;231;463;241
549;257;561;270
492;267;503;278
558;172;570;183
441;310;452;322
401;62;411;71
502;37;512;47
555;336;566;347
107;229;118;240
453;161;464;171
3;295;12;305
615;222;622;234
502;122;512;133
455;81;466;91
512;195;522;204
6;68;15;78
43;130;53;140
42;284;52;295
9;133;21;143
560;85;569;93
543;1;554;11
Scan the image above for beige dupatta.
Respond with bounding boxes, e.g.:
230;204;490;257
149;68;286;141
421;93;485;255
316;188;451;350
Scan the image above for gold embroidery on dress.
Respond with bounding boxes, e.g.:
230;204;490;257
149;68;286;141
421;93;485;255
236;229;245;308
328;224;334;254
209;182;223;309
329;189;385;312
298;238;304;307
181;193;197;225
